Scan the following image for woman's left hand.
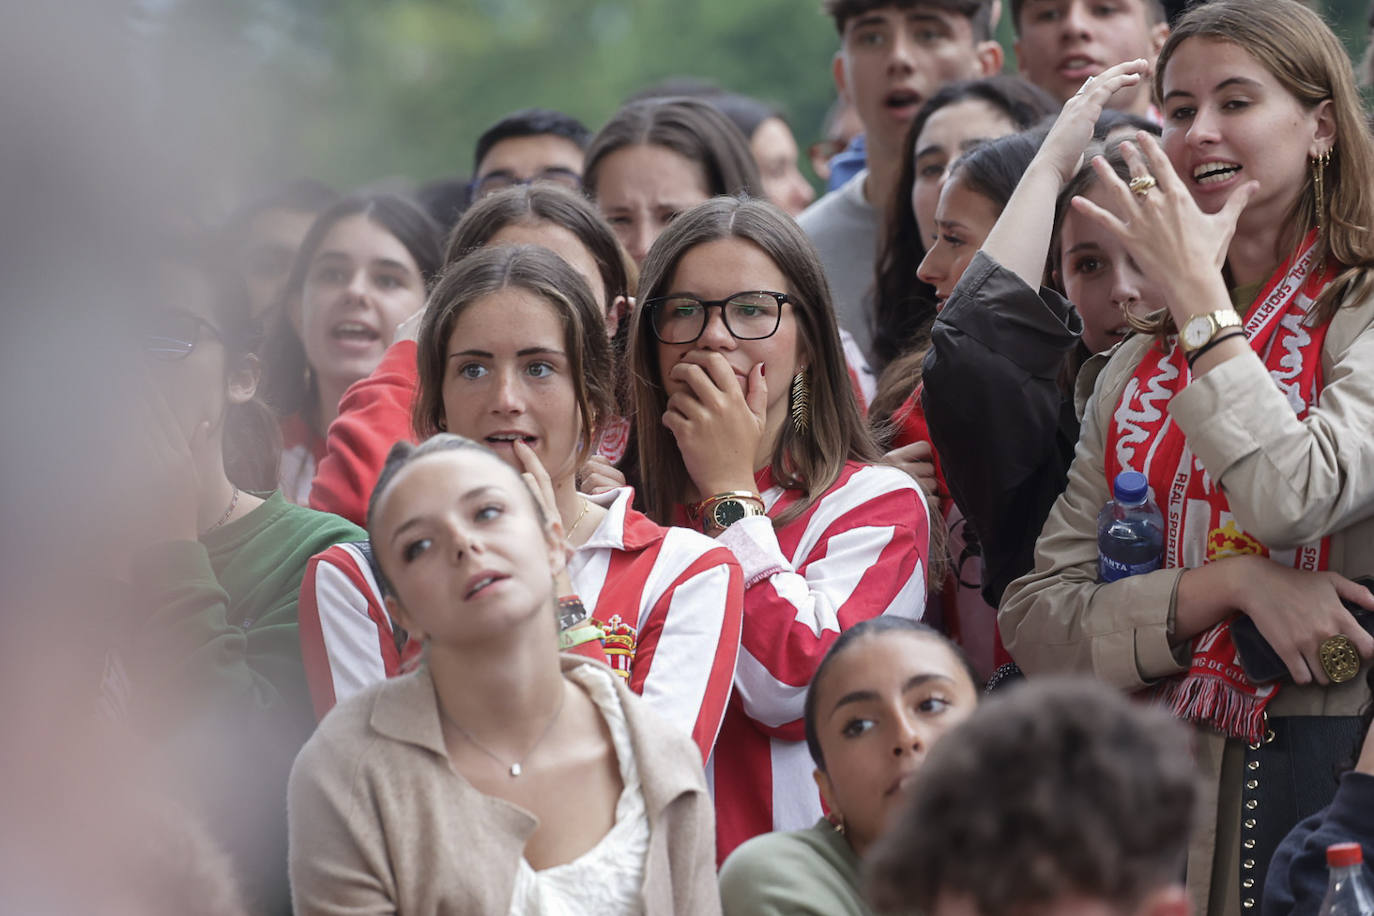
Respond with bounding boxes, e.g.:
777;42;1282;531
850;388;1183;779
662;351;767;496
1071;132;1258;322
577;454;626;495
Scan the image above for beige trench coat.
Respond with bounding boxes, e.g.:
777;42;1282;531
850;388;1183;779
1001;290;1374;916
287;655;721;915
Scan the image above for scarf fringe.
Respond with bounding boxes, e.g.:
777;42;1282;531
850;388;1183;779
1156;672;1267;744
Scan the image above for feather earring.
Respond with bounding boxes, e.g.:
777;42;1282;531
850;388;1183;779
789;369;810;434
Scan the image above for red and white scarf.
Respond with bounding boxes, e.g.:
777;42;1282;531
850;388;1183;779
1104;231;1335;743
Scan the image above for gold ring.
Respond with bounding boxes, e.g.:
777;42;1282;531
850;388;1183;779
1129;175;1158;197
1318;634;1360;683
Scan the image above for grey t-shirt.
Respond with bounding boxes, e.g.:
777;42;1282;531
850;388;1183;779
796;169;878;362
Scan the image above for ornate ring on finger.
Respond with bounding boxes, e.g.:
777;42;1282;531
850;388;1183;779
1318;634;1360;683
1129;175;1158;198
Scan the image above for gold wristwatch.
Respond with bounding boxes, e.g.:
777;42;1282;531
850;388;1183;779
1179;308;1243;354
697;491;766;534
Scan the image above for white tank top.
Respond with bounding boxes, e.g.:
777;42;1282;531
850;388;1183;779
506;664;649;916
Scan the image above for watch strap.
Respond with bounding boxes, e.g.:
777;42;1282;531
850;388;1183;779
1181;308;1243;353
1185;329;1246;369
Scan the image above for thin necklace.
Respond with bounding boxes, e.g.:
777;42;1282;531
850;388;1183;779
202;487;240;537
566;498;592;538
439;684;566;778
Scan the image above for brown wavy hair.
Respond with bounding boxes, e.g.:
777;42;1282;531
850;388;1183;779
583;97;762;202
628;196;880;528
412;245;615;464
1148;0;1374;335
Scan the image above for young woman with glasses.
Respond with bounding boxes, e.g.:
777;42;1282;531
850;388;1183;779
298;243;744;767
626;196;932;860
127;241;365;914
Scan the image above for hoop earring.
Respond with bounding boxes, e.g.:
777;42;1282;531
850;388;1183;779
789;369;810;434
1312;148;1332;233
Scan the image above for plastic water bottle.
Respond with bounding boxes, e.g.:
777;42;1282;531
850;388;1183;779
1319;843;1374;916
1097;471;1164;582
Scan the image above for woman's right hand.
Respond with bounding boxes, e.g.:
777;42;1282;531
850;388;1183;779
1036;58;1150;186
577;454;626;495
1226;556;1374;686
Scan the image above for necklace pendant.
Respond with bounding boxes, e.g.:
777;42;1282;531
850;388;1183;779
509;762;522;777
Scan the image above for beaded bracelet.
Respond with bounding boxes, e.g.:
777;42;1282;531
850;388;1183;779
556;595;589;631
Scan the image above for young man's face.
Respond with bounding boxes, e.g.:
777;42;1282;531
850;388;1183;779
471;134;585;199
1014;0;1167;114
833;5;1000;161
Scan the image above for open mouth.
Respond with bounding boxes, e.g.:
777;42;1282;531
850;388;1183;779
465;573;509;600
884;88;922;117
1193;161;1241;186
331;320;380;343
1058;56;1101;80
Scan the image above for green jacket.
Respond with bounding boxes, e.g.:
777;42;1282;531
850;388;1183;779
128;491;363;915
719;819;874;916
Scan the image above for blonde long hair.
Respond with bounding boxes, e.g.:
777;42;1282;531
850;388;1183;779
1147;0;1374;334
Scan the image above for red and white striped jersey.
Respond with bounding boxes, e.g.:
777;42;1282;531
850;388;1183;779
298;486;744;764
703;461;930;860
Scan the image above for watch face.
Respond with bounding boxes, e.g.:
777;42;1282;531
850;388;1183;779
712;499;748;528
1182;315;1213;349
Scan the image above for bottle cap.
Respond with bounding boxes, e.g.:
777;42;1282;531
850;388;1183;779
1327;843;1364;868
1113;470;1150;505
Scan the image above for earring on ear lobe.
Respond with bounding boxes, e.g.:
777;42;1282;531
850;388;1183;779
1312;148;1332;233
789;369;811;434
436;417;447;431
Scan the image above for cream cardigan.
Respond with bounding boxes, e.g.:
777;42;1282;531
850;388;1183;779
287;654;721;915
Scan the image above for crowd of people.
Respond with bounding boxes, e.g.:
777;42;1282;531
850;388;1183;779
85;0;1374;913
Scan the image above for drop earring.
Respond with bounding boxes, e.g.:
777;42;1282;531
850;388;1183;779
789;369;810;434
1311;148;1332;233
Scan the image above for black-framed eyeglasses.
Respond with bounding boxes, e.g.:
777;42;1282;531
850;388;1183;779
644;291;790;345
138;309;224;361
470;167;583;199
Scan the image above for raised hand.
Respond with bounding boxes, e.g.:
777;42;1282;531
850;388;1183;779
577;454;626;495
662;351;767;497
1039;58;1151;186
979;59;1149;292
1070;131;1258;323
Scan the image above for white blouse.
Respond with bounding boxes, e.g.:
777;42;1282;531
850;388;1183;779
506;664;650;916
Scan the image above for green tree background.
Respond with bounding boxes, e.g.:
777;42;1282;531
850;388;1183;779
148;0;1373;199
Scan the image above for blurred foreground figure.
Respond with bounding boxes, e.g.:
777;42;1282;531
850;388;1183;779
0;4;330;912
866;678;1198;916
